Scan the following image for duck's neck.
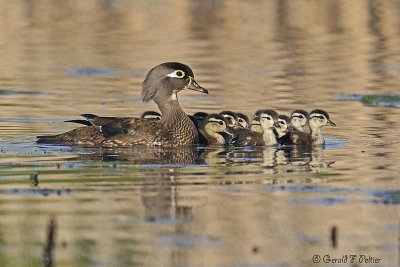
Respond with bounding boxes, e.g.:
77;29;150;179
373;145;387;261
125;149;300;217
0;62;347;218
157;100;188;125
310;127;324;145
263;128;277;145
205;129;225;145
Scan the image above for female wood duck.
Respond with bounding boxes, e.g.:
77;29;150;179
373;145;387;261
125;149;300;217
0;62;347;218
37;62;208;147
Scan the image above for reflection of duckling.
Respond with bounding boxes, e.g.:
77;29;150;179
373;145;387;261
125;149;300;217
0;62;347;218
202;114;232;145
274;115;292;146
308;109;336;146
233;109;278;146
236;113;250;129
290;110;310;145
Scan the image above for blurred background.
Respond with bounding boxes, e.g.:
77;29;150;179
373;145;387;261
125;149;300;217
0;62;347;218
0;1;399;267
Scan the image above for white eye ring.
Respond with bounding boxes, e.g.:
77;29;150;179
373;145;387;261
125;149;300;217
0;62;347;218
166;70;186;79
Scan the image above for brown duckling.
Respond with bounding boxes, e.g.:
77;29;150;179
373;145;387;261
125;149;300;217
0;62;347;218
201;114;233;145
274;114;292;146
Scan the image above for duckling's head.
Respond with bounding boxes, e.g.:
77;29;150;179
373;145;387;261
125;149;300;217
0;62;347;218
260;109;279;131
204;114;230;135
309;109;336;129
141;62;208;104
220;111;239;128
237;113;250;129
291;110;309;131
274;114;291;137
141;111;162;121
250;110;263;133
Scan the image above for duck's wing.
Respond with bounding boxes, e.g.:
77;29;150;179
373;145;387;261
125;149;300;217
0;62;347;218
37;126;105;146
78;114;160;138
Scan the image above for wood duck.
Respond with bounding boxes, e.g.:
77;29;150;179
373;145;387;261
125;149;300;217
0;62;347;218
201;114;233;145
236;113;250;129
274;114;292;146
308;109;336;146
232;109;278;146
290;109;310;145
37;62;208;147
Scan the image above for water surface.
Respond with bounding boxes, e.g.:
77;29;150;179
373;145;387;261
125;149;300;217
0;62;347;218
0;1;400;267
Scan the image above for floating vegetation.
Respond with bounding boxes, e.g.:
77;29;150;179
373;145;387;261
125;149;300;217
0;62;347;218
338;93;400;107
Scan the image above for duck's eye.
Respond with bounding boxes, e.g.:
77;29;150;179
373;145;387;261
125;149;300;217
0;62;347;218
239;119;244;123
167;70;186;79
266;117;271;120
299;115;304;119
218;121;224;125
176;70;185;78
279;121;285;125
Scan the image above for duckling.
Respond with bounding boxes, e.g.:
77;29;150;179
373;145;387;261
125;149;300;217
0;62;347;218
274;114;292;146
37;62;208;147
236;113;250;129
250;110;263;133
191;112;208;127
232;109;279;146
260;109;279;145
290;109;310;145
141;111;161;121
201;114;233;145
308;109;336;146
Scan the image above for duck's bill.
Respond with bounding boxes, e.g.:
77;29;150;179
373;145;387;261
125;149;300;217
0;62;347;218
185;76;208;94
327;120;336;126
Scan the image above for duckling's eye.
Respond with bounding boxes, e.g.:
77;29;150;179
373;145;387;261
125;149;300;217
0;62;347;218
279;121;285;125
299;115;304;119
239;119;244;123
266;117;271;120
218;121;224;125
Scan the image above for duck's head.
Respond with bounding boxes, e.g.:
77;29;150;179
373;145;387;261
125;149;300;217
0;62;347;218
204;114;232;136
220;111;239;128
141;62;208;104
250;110;263;133
260;109;279;131
237;113;250;129
290;110;309;131
309;109;336;129
274;114;291;137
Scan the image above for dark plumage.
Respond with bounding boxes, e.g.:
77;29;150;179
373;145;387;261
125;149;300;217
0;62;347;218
37;62;208;147
274;115;292;146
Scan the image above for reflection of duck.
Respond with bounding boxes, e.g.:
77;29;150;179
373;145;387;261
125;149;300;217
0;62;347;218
76;146;205;165
37;62;208;147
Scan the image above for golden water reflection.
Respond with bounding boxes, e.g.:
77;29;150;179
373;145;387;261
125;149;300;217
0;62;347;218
0;0;400;266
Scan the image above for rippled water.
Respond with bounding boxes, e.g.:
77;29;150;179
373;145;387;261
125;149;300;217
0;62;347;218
1;1;400;267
